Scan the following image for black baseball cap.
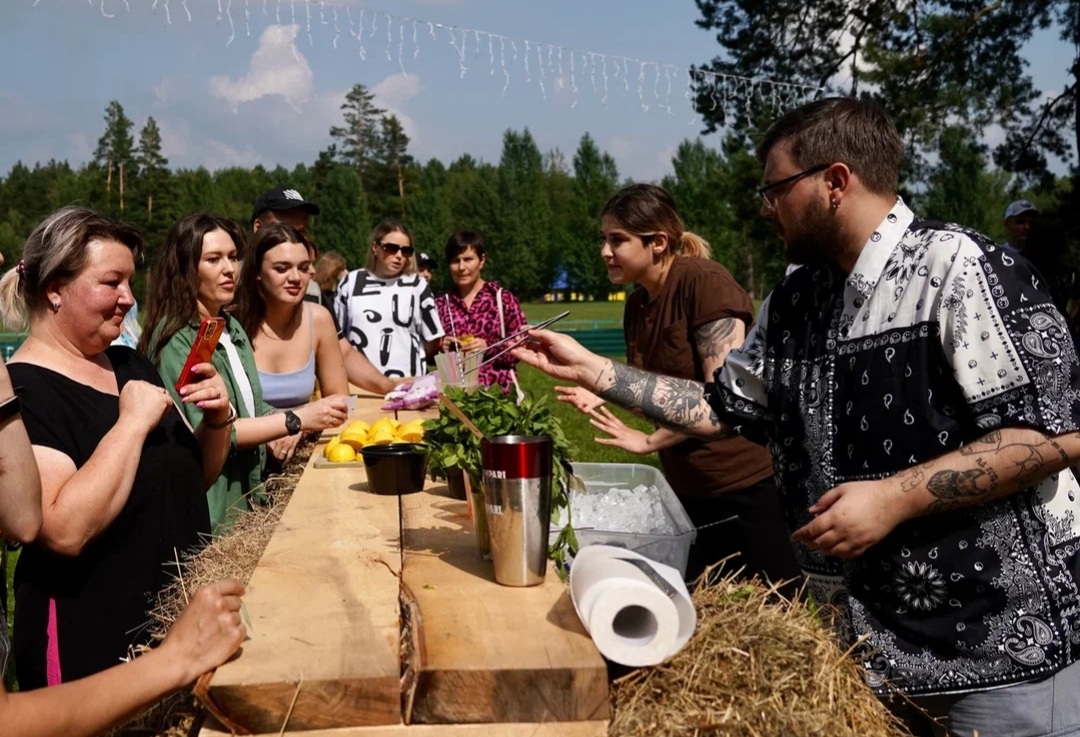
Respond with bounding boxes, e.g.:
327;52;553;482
251;187;321;224
417;252;437;268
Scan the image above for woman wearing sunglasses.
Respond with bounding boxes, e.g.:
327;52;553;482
334;219;445;378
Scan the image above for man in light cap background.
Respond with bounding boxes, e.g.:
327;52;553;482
1002;199;1039;253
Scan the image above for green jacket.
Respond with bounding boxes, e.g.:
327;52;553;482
154;315;272;534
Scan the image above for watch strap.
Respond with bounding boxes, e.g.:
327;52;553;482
284;410;302;436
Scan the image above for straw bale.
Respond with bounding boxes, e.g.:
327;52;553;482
609;570;910;737
110;438;316;737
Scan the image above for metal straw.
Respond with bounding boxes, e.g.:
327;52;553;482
462;310;570;376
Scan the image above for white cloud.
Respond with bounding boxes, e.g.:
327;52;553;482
372;73;423;143
208;24;314;113
202;139;263;169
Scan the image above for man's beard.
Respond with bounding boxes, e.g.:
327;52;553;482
784;195;841;266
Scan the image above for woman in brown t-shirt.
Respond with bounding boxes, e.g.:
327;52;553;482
557;183;800;588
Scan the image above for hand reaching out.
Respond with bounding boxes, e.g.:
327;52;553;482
588;406;654;455
555;385;604;414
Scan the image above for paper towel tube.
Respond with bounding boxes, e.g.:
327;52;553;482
570;544;696;667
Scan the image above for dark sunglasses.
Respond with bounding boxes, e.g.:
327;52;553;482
377;242;415;257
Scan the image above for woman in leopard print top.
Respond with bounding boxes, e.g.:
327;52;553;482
435;230;527;393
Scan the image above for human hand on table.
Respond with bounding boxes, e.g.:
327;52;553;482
159;578;247;685
791;478;909;558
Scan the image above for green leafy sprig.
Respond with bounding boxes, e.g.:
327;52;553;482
422;386;578;579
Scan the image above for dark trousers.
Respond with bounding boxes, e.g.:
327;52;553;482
679;475;802;597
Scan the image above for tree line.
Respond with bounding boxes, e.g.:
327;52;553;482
0;75;1069;305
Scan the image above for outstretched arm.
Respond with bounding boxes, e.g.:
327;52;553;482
512;329;729;439
0;579;246;737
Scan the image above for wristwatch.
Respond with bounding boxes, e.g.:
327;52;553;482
284;410;302;436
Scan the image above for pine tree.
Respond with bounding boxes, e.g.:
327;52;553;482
93;101;136;212
494;129;553;299
570;133;620;298
921;127;1011;241
373;114;415;220
329;84;385;198
314;163;369;268
133;117;169;224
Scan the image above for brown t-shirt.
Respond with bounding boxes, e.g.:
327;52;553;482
624;256;773;496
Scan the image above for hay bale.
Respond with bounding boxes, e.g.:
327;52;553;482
111;438;316;737
609;571;910;737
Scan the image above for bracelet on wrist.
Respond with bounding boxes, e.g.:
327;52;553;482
204;405;238;430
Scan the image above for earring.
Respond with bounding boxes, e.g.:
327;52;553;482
50;300;60;312
831;199;839;211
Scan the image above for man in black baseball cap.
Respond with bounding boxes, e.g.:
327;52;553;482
251;187;321;234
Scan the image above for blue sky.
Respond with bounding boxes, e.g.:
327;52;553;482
0;1;1072;182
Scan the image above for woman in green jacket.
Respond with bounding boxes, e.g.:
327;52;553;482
139;213;349;533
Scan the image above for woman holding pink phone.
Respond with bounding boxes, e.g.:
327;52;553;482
140;213;348;533
0;207;233;689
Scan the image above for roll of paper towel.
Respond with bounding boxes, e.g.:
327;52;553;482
569;544;696;666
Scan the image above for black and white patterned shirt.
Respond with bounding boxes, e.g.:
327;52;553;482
708;199;1080;696
335;269;445;378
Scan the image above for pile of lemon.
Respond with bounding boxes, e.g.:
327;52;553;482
323;416;426;463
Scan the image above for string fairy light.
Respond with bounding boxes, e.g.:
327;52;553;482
48;0;826;124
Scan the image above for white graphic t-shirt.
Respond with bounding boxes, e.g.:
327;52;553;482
335;269;445;378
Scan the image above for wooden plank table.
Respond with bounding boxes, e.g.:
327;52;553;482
201;720;608;736
198;396;609;734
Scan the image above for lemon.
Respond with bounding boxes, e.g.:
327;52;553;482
345;420;370;435
327;444;357;463
323;435;341;459
339;431;367;451
367;426;397;445
396;420;425;443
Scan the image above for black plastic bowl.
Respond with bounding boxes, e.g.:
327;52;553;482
361;443;429;495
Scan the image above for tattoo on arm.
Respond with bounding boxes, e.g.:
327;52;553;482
920;428;1071;515
694;317;739;365
596;361;729;438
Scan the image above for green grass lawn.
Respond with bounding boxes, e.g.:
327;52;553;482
516;361;661;469
521;300;625;329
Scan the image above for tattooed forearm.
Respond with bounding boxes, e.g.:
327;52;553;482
958;429;1001;455
694;317;739;364
908;427;1077;518
596;361;729;438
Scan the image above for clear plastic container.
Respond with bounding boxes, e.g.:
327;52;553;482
554;462;697;577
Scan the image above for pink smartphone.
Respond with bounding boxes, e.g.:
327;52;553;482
175;317;225;392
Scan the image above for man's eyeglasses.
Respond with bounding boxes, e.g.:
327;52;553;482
377;243;415;257
757;164;830;211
